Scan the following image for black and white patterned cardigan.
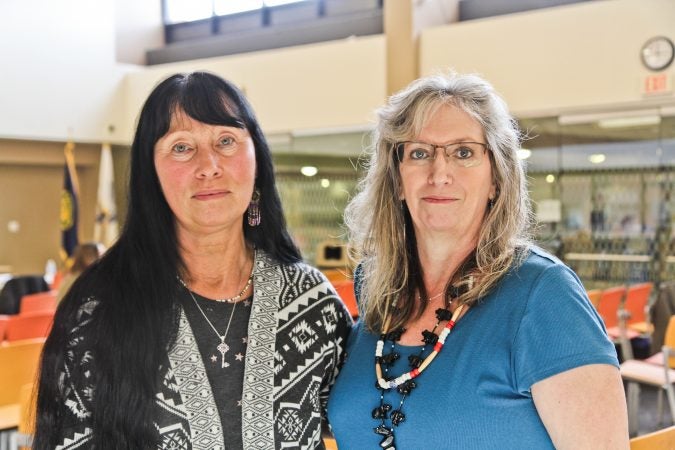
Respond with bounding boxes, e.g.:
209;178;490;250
54;250;352;449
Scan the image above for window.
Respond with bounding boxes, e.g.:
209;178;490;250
164;0;309;24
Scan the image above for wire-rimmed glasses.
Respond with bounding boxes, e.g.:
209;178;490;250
396;141;488;168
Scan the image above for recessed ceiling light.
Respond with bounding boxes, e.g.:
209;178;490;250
320;178;330;188
517;148;532;160
588;154;606;164
546;174;555;183
301;166;318;177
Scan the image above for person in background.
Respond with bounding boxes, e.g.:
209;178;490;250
35;71;352;449
56;242;105;302
327;72;628;449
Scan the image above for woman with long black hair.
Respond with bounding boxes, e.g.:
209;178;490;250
35;71;352;449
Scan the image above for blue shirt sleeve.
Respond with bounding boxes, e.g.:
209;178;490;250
512;263;619;395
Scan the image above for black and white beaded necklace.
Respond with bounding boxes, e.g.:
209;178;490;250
372;283;471;449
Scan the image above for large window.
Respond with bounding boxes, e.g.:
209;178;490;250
153;0;384;63
164;0;308;24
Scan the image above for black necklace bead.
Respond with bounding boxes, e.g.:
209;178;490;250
390;409;406;426
397;380;417;395
378;352;400;366
408;354;423;368
435;307;453;321
421;329;438;345
379;434;395;449
372;404;392;419
374;425;393;436
386;328;405;342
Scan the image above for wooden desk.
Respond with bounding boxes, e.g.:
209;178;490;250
0;404;19;431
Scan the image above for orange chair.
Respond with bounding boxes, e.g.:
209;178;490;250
630;424;675;449
0;338;45;406
598;285;640;360
5;312;54;342
19;290;58;315
323;437;338;450
624;282;654;335
322;268;351;285
16;382;36;449
0;315;9;341
332;279;359;319
586;289;602;309
598;285;627;329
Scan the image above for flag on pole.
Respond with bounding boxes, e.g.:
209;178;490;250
94;143;119;247
60;141;80;262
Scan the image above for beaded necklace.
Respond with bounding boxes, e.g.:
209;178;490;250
372;283;471;449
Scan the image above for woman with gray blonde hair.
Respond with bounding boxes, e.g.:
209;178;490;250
327;73;628;449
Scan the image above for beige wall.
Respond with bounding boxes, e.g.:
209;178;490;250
420;0;675;117
117;35;388;141
114;0;164;65
0;0;136;144
0;143;101;274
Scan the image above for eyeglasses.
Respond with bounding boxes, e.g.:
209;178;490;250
396;141;488;168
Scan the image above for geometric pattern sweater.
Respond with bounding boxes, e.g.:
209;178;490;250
53;250;352;449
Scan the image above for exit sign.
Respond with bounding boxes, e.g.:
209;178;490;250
643;73;672;95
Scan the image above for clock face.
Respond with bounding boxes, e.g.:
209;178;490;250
641;36;675;71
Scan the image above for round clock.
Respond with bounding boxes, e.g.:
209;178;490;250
641;36;675;71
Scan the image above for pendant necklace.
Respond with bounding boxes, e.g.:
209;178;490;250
372;281;471;449
179;278;241;368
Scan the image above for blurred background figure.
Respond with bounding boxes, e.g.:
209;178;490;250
56;242;105;302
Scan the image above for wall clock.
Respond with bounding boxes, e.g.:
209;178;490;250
641;36;675;71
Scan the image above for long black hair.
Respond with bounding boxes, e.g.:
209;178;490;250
34;72;301;449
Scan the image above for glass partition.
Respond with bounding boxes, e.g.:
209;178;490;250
521;112;674;289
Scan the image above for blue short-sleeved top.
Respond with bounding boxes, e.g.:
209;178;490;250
327;247;618;449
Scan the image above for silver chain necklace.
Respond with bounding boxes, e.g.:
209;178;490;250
179;279;239;368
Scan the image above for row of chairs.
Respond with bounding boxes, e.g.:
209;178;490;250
0;291;57;342
588;282;653;343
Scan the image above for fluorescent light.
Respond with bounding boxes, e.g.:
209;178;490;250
517;148;532;160
301;166;318;177
559;109;659;126
597;115;661;129
588;154;606;164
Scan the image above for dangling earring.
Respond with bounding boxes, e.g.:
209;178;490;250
247;188;261;226
488;197;495;210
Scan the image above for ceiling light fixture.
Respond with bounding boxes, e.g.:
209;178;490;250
597;115;661;129
301;166;318;177
517;148;532;159
588;154;606;164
